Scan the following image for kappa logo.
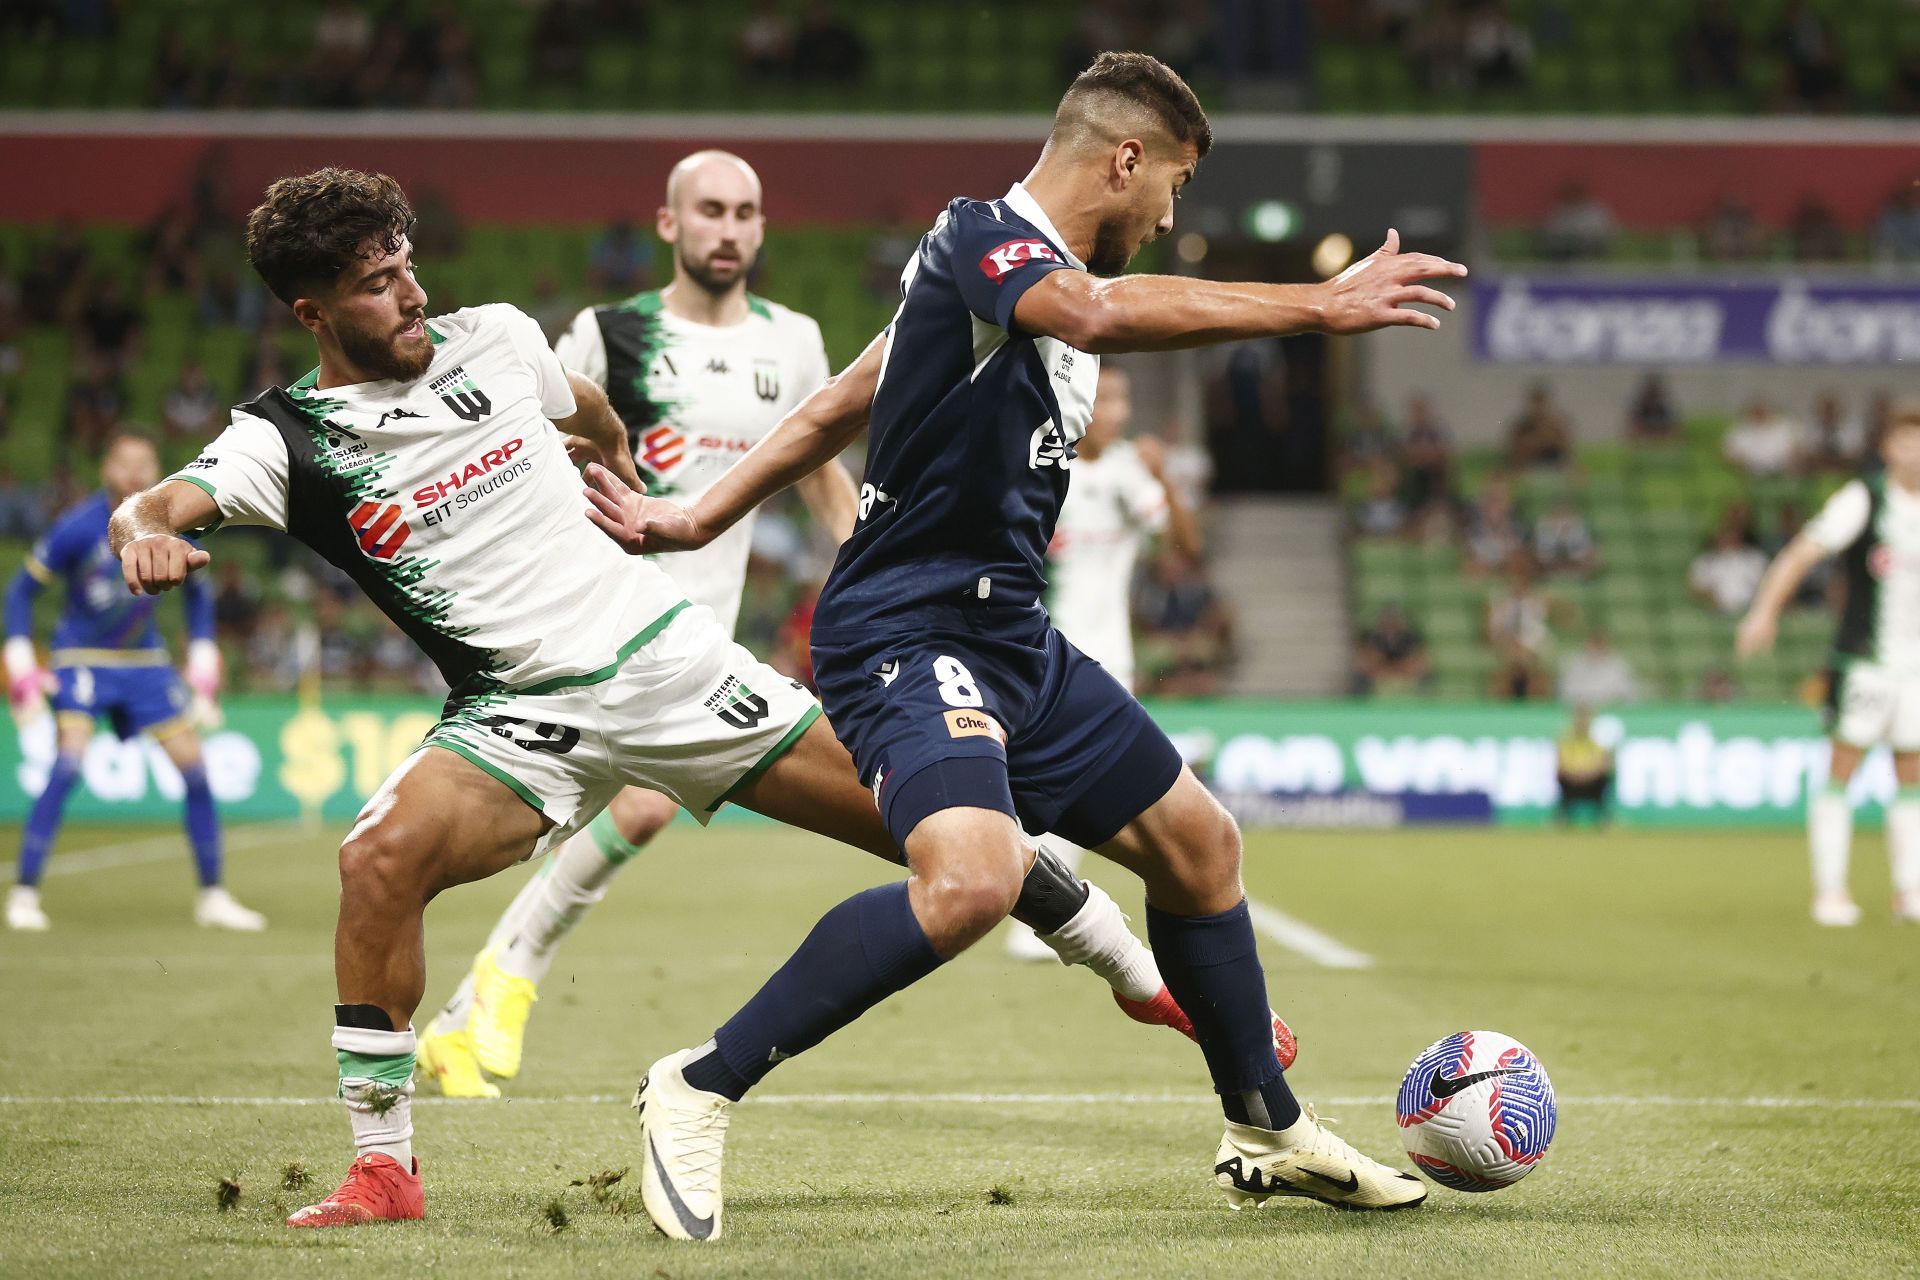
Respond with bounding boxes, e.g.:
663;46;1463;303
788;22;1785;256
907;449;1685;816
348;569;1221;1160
348;500;412;560
639;425;686;475
980;239;1060;283
943;708;1006;744
706;357;731;375
428;366;492;421
374;408;426;430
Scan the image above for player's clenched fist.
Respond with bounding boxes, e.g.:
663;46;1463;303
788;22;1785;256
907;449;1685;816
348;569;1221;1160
582;462;708;555
120;535;211;595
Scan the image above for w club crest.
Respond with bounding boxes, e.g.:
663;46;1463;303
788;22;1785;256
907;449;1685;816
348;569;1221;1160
430;366;492;421
753;359;780;402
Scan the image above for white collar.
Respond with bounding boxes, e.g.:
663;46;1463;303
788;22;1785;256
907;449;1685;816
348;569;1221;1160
1002;182;1085;271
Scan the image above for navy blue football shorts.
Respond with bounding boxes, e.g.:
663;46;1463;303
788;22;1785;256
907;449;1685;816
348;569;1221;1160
811;602;1184;853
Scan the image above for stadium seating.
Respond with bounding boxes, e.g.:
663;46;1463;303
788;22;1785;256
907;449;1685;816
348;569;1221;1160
1346;431;1846;704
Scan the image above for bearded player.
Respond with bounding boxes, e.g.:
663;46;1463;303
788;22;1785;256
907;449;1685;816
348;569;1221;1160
110;166;1237;1229
589;52;1468;1237
1738;404;1920;926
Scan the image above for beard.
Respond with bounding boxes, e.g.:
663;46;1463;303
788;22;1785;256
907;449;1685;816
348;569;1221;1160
337;312;434;383
679;245;750;296
1086;214;1139;279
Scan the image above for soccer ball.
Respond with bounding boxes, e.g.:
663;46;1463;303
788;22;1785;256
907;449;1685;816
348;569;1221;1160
1395;1030;1556;1192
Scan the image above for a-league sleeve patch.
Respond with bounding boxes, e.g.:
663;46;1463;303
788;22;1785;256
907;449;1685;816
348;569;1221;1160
979;239;1060;283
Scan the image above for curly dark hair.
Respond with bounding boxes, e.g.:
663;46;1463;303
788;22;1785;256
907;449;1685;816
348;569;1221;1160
245;167;416;305
1057;51;1212;159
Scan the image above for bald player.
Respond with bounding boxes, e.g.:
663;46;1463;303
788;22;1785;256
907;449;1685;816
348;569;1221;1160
414;152;857;1094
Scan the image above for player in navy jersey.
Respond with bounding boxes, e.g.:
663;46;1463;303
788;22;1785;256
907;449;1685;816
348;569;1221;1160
588;52;1468;1234
4;433;264;932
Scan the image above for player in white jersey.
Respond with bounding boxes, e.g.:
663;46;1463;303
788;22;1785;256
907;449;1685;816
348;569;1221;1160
1738;405;1920;926
1007;363;1200;959
416;152;861;1096
110;168;1221;1229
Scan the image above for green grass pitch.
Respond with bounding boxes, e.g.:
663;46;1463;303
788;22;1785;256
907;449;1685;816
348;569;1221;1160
1;821;1916;1277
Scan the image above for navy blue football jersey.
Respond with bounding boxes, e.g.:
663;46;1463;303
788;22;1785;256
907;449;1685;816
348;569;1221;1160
814;184;1102;630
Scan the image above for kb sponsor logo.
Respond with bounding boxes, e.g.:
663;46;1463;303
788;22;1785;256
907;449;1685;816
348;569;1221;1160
979;239;1059;283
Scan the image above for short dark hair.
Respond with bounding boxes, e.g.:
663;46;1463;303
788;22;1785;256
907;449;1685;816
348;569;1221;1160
1055;52;1212;159
245;167;416;305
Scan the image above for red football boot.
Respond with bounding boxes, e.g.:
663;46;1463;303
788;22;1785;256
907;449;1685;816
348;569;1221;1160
285;1153;424;1227
1113;986;1299;1070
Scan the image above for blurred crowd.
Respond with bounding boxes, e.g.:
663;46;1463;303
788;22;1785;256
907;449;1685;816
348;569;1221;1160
1345;377;1895;703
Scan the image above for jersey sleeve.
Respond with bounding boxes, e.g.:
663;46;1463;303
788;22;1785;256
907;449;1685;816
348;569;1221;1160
25;508;91;579
166;412;293;532
947;203;1075;334
553;306;608;386
1804;478;1870;553
488;303;578;419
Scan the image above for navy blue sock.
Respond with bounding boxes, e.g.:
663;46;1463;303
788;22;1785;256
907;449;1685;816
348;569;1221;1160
179;764;221;888
682;881;944;1101
17;754;82;887
1146;900;1301;1130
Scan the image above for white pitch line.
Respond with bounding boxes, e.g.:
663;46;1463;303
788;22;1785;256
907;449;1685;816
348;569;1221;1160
41;824;297;878
1;1092;1915;1111
1245;897;1374;970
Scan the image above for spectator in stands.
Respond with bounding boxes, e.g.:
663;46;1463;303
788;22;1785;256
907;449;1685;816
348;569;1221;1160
1625;372;1678;442
0;247;22;379
1801;390;1863;474
237;330;292;401
1773;0;1847;113
792;2;869;83
1137;550;1236;696
1696;666;1738;703
150;31;200;109
1559;628;1639;707
1488;638;1551;701
20;221;90;327
1506;382;1573;470
1789;196;1847;262
1722;398;1801;478
1873;182;1920;263
1532;497;1599;577
197;264;267;330
588;218;653;296
161;358;221;442
244;602;303;692
1462;0;1532;89
1702;190;1767;262
314;0;374;64
63;351;125;463
1351;602;1431;696
1537;180;1615;262
1406;1;1471;93
1338;401;1395;478
1400;394;1458;532
142;204;204;296
76;274;144;375
738;0;798;78
1485;553;1567;659
1354;457;1409;538
1893;50;1920;115
1681;0;1747;93
0;467;42;541
1464;475;1526;576
1689;525;1768;616
1554;705;1614;826
1769;501;1833;607
531;0;589;80
411;188;467;260
212;560;264;643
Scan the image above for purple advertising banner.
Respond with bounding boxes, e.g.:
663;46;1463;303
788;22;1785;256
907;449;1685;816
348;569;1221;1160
1473;277;1920;365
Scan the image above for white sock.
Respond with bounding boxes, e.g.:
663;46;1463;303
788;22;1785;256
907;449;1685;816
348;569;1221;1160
1037;879;1163;1002
333;1024;416;1165
496;820;635;982
1810;785;1853;899
1888;791;1920;899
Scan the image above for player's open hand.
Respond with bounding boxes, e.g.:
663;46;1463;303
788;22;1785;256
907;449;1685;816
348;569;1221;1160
1317;229;1469;335
1734;610;1777;660
582;462;708;555
120;534;210;596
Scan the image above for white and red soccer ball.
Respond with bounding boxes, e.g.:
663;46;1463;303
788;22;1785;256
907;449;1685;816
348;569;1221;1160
1396;1030;1557;1192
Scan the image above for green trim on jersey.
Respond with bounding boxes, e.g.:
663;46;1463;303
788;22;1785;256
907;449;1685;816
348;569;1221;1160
708;703;822;810
746;293;773;321
513;599;692;695
429;738;547;816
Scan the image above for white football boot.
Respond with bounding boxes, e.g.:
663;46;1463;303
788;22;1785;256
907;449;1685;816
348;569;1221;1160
634;1047;731;1241
194;886;267;931
1811;893;1862;927
6;885;49;931
1214;1104;1427;1211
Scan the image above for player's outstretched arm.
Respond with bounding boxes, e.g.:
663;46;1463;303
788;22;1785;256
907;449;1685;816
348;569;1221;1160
1736;534;1827;659
554;371;645;494
584;332;885;555
108;481;216;596
1014;229;1467;354
796;458;860;544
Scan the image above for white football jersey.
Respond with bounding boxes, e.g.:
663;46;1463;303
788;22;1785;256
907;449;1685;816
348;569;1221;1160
1046;439;1168;688
170;304;686;690
1807;474;1920;674
556;292;830;635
